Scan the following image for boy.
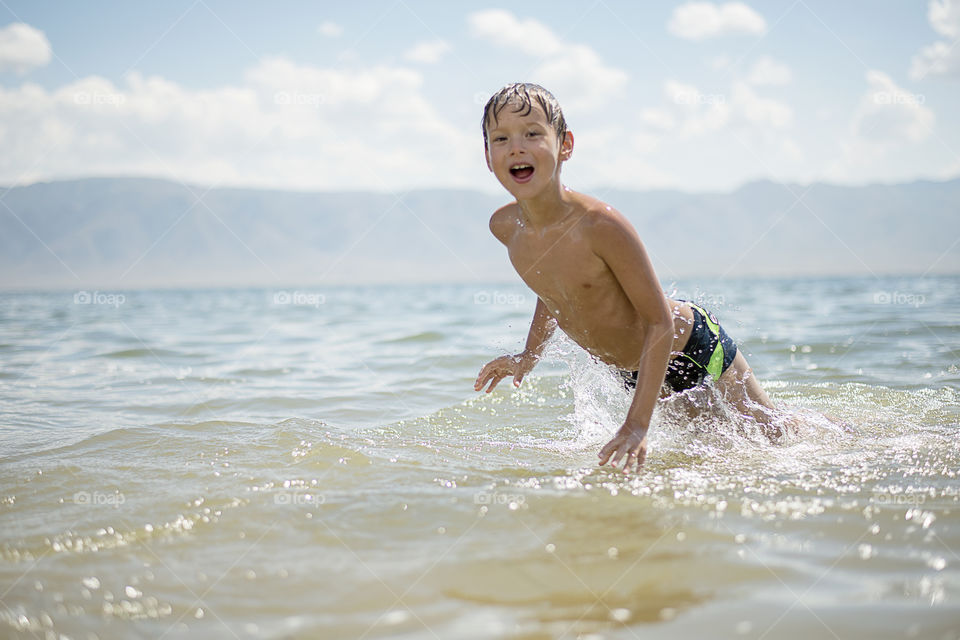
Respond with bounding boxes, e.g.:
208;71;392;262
473;83;779;474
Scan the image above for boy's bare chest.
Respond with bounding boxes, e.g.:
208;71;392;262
506;232;613;307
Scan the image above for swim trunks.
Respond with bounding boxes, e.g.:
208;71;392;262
620;302;738;393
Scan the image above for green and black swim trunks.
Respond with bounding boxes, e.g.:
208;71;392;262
621;302;738;393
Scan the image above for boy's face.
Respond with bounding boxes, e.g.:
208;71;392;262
484;101;573;199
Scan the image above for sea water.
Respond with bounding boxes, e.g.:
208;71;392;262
1;276;958;639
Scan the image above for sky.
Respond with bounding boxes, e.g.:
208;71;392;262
1;0;959;194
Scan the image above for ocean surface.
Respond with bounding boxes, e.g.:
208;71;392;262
1;275;958;639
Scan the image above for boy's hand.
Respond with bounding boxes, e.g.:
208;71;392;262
474;353;536;393
598;425;648;473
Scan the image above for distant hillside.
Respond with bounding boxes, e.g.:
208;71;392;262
1;177;957;289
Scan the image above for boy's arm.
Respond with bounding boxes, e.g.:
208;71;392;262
520;297;557;364
475;298;556;393
589;211;674;472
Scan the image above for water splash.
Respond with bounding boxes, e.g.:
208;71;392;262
539;332;879;469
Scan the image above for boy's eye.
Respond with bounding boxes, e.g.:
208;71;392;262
526;131;542;137
493;136;507;142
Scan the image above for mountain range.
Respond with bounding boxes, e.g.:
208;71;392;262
1;176;957;289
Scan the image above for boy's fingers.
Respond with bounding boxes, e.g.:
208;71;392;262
597;442;612;464
607;447;624;468
598;439;621;465
475;361;498;385
476;361;508;390
485;374;505;393
628;446;646;472
476;365;503;390
475;365;490;386
474;372;489;390
599;437;647;472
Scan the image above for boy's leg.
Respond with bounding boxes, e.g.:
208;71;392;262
715;351;782;438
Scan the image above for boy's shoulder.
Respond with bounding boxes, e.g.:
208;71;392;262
489;202;520;244
487;192;633;245
571;192;633;232
570;193;646;253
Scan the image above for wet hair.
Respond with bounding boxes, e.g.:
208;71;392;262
481;83;567;149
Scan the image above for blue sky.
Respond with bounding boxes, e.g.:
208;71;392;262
1;0;958;193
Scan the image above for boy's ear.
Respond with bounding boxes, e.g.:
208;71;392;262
559;131;574;161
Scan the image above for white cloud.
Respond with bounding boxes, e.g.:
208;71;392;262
317;21;343;38
534;45;629;111
828;70;936;182
730;82;792;129
0;56;476;190
668;2;767;40
468;10;627;112
661;80;730;137
565;126;676;188
468;9;562;56
938;157;960;180
666;79;718;112
853;70;934;143
635;78;792;151
403;40;451;64
0;22;52;74
910;0;960;79
746;55;792;86
930;0;960;37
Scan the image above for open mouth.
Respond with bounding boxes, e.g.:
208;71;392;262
509;164;534;182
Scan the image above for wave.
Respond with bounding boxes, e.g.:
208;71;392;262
97;347;191;359
379;330;447;344
232;367;291;377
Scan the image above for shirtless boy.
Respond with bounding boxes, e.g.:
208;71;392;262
473;83;779;473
